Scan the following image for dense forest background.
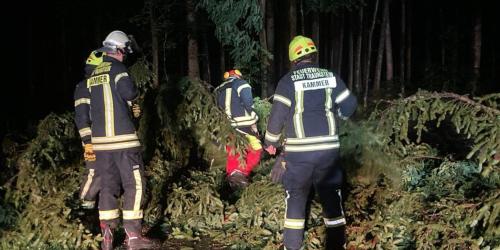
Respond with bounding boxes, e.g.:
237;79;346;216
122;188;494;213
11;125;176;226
3;0;499;137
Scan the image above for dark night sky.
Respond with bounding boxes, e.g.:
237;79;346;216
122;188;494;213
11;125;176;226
4;0;145;134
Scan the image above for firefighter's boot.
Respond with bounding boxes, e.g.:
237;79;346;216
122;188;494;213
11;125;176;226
100;222;114;250
124;224;159;250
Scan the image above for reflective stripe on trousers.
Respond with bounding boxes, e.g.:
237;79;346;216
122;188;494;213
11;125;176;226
282;149;346;250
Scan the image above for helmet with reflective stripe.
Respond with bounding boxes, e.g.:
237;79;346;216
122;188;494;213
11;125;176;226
86;50;106;66
100;30;133;54
288;35;317;62
223;69;242;80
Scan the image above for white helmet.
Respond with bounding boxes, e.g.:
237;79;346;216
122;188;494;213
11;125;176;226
101;30;133;54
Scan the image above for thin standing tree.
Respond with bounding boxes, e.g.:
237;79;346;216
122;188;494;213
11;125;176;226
363;0;380;106
186;0;200;79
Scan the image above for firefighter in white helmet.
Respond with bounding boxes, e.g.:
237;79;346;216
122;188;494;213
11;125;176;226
85;30;158;250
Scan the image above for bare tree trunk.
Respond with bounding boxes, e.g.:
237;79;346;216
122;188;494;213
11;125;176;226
374;0;389;97
363;0;380;107
266;0;275;94
399;0;406;95
150;0;159;88
312;12;320;54
289;0;297;40
220;44;225;76
259;0;269;97
354;7;364;93
186;0;200;79
405;0;412;83
471;7;482;94
300;0;305;34
201;23;211;83
348;14;354;90
336;11;345;76
385;2;393;82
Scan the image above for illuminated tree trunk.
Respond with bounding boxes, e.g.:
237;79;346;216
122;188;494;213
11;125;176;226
186;0;200;79
363;0;380;106
385;2;393;82
354;7;363;93
471;7;482;94
374;0;389;96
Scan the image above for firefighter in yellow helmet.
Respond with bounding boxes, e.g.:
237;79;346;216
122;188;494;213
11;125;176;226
214;69;262;189
264;35;357;250
74;50;105;210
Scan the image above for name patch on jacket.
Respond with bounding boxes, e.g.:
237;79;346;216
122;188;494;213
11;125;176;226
87;74;110;88
294;77;337;91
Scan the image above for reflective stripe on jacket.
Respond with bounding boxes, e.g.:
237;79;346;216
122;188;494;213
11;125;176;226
265;63;357;152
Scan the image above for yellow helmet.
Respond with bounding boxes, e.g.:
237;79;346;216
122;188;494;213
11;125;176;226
288;35;317;62
86;50;106;66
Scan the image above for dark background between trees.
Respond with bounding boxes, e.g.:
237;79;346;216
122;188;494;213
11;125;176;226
3;0;499;136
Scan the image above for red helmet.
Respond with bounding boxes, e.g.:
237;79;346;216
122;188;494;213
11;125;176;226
223;69;242;80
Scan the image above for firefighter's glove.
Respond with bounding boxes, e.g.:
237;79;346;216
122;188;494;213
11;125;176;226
84;144;96;162
265;145;277;155
271;155;286;184
251;124;259;135
132;104;141;118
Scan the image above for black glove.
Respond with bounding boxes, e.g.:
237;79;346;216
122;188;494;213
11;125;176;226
271;155;286;184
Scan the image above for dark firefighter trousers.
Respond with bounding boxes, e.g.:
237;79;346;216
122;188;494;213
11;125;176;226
95;149;146;233
79;160;101;209
283;149;346;250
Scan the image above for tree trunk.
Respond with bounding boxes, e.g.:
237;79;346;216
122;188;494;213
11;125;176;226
399;0;406;95
289;0;297;40
186;0;200;79
300;0;305;35
374;0;389;97
312;12;320;58
363;0;380;107
336;11;345;76
259;0;269;97
150;0;159;88
384;2;393;82
354;7;364;94
348;13;354;90
201;22;211;83
266;0;275;94
405;0;412;83
220;44;226;77
471;7;482;94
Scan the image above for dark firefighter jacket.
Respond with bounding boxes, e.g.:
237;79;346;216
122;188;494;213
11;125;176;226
264;62;357;152
74;56;140;151
74;65;97;145
215;77;258;134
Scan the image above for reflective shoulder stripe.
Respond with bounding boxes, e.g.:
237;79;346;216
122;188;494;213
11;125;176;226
236;83;251;96
79;127;92;137
285;142;340;152
265;130;281;142
335;89;350;104
115;72;129;83
273;94;292;107
99;209;120;220
74;98;91;107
